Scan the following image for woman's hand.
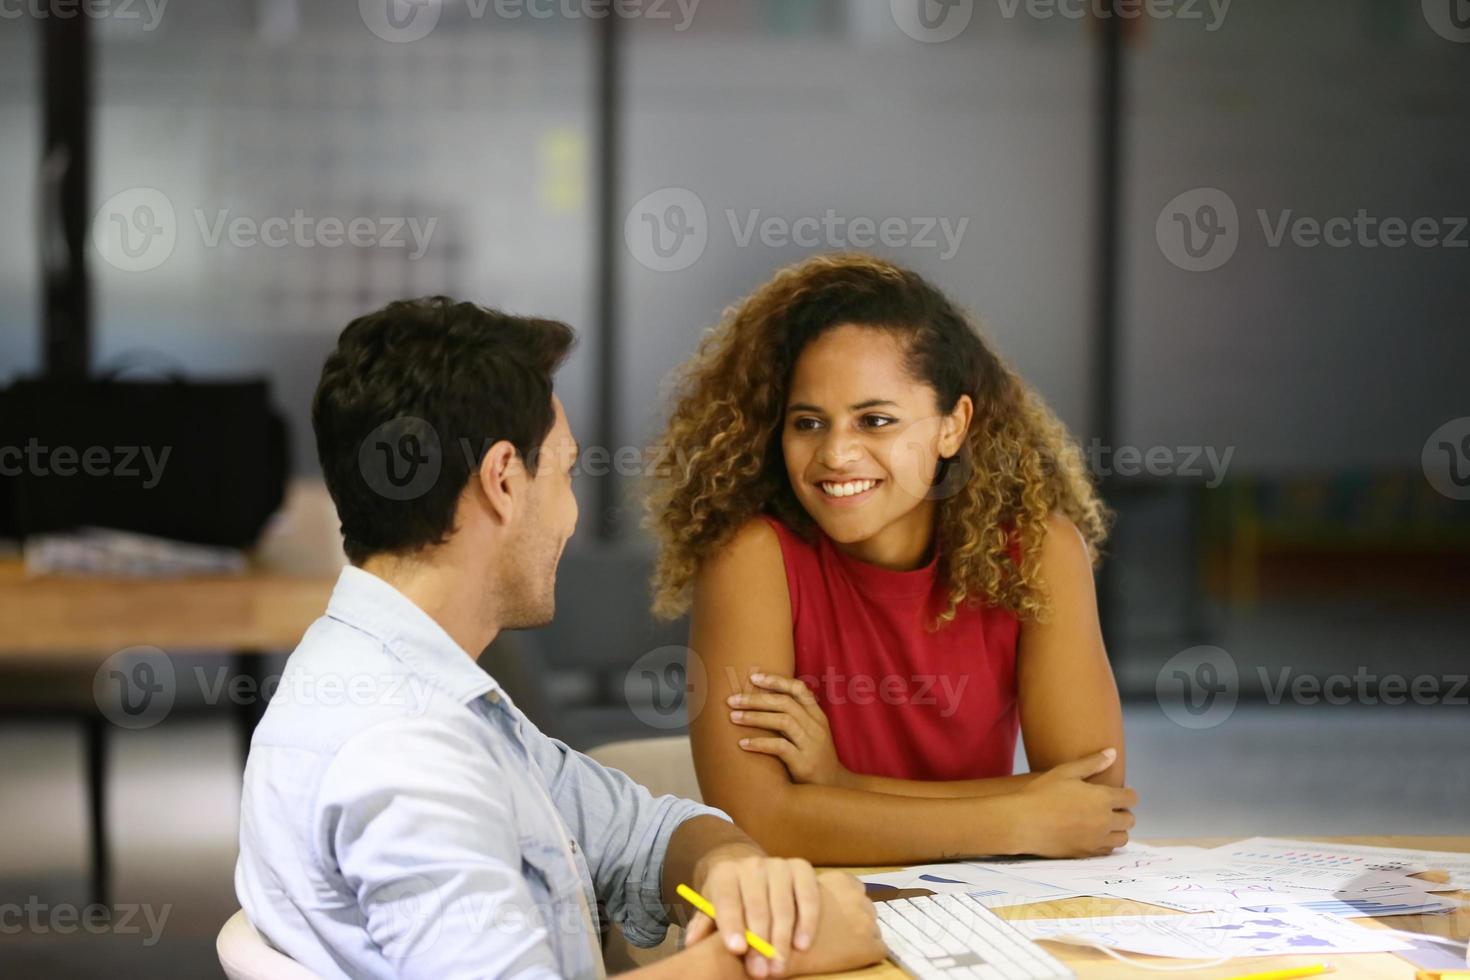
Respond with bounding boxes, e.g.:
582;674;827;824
1010;749;1138;857
728;673;855;789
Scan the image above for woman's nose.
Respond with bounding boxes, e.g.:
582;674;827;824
820;432;861;469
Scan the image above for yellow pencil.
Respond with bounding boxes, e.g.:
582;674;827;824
1219;964;1334;980
675;882;778;960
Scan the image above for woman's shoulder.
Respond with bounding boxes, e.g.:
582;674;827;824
692;516;798;623
699;516;789;586
698;515;814;609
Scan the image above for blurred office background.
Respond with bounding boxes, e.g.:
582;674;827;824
1;1;1467;976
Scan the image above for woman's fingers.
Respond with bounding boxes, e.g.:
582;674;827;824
749;673;822;711
730;709;803;741
730;683;827;733
728;691;803;715
738;737;799;763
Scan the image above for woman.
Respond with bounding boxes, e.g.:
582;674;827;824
645;253;1137;867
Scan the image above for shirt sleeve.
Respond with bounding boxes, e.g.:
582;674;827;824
514;710;732;948
317;717;564;980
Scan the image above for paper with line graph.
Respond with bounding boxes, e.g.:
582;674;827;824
1241;896;1459;918
966;842;1450;912
1094;870;1447;913
1212;838;1470;892
1012;906;1413;958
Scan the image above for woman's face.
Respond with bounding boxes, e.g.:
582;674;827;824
781;324;971;556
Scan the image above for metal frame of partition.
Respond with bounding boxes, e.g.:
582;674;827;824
593;13;624;541
40;12;91;378
1091;4;1127;642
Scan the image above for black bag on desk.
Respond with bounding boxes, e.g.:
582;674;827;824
0;374;289;548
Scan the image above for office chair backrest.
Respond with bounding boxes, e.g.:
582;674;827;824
588;735;703;971
217;910;324;980
587;735;703;803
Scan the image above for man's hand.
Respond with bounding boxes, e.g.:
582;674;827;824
779;871;885;977
686;849;823;977
684;859;884;979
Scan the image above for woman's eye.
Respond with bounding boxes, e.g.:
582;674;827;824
792;417;823;431
861;415;897;429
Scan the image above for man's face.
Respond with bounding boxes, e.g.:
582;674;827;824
499;395;579;629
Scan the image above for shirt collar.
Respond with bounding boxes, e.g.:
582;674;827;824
324;565;500;705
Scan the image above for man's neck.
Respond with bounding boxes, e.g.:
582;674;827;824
359;551;500;660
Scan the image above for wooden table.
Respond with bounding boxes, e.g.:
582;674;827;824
821;837;1469;979
0;558;336;908
0;559;334;657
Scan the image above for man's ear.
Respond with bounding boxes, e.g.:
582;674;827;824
939;394;974;458
476;440;523;526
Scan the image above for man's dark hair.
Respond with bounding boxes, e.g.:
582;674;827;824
313;296;576;565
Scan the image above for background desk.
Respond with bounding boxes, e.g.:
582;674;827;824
0;557;336;909
822;837;1470;980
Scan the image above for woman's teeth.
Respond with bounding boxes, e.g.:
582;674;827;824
819;479;878;498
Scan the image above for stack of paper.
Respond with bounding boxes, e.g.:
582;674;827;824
860;838;1467;960
966;840;1459;916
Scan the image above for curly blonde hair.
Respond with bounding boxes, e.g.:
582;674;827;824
645;253;1110;626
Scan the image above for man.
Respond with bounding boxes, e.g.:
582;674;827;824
235;297;885;979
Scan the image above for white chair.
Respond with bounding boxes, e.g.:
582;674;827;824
217;909;325;980
587;735;704;803
588;735;704;970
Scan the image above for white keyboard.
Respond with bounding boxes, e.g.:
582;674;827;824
876;894;1074;980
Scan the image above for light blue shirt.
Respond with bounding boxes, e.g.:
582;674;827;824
236;566;729;980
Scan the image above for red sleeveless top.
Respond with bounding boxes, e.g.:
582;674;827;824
762;516;1021;781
